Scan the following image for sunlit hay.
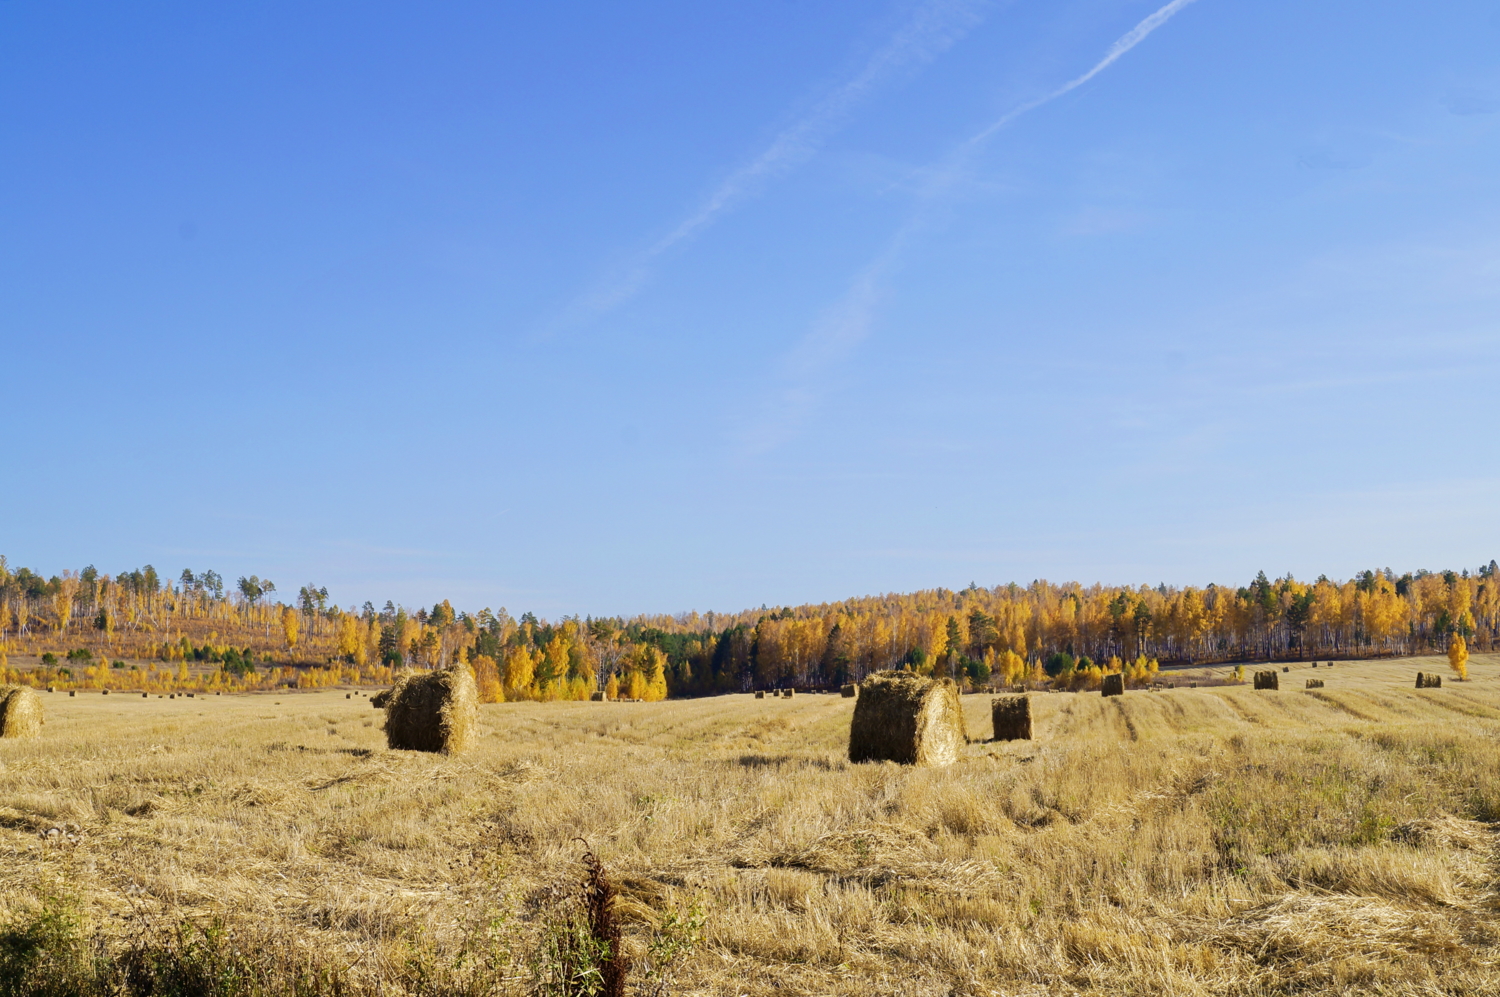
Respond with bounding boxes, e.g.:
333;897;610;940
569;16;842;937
1255;670;1280;690
0;686;44;738
1306;678;1325;689
848;670;966;767
1417;672;1442;689
991;695;1032;741
1393;813;1494;852
755;691;765;699
370;688;392;709
841;684;859;699
1101;673;1124;698
1218;892;1466;971
383;665;478;754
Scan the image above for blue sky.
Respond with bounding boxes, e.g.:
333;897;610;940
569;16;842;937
3;0;1498;617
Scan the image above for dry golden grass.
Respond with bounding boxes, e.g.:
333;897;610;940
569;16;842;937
4;654;1500;995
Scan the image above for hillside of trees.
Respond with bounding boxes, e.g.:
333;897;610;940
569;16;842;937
1;555;1496;699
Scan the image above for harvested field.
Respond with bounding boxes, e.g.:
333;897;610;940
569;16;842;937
2;653;1500;995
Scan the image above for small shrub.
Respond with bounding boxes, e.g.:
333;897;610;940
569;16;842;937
40;653;58;667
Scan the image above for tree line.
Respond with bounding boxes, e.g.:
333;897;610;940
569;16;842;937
1;555;1496;698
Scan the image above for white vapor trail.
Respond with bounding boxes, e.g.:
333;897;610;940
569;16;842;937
966;0;1200;148
742;0;1202;453
570;0;988;318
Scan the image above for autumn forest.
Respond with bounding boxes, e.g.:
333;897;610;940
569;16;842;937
1;556;1496;700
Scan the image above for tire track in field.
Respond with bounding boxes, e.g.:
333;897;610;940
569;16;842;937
1303;691;1381;722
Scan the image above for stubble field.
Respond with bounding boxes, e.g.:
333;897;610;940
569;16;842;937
4;654;1500;995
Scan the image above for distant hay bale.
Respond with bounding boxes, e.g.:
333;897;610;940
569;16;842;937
0;686;44;739
141;693;148;698
1282;666;1290;673
841;683;859;698
1312;661;1319;667
68;690;76;698
991;695;1032;741
754;690;765;699
1101;673;1124;698
345;693;352;699
371;688;392;709
1306;678;1324;689
1254;670;1279;690
1417;672;1442;689
848;670;967;767
46;687;54;693
781;689;795;699
383;665;478;754
590;690;607;701
1190;682;1198;688
102;689;109;695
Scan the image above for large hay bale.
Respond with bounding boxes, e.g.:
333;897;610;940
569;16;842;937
1101;673;1124;698
848;671;967;767
991;695;1032;741
0;686;44;739
1417;672;1442;689
371;688;392;709
781;689;795;699
382;665;478;754
841;683;859;699
1254;670;1279;690
754;690;765;699
1306;678;1324;689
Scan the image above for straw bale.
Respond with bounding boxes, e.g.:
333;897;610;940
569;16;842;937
102;689;109;695
841;683;859;699
590;690;607;701
1101;673;1124;698
848;670;967;767
141;693;148;698
1306;678;1324;689
754;690;765;699
382;665;478;754
991;695;1032;741
1416;672;1442;689
371;688;392;709
69;691;76;698
782;689;795;699
0;686;44;739
1254;670;1279;690
1282;666;1290;672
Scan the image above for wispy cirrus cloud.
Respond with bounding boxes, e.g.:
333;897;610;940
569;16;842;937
566;0;990;321
741;0;1204;452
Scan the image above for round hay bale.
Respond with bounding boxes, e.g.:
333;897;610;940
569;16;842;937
991;695;1032;741
1306;678;1325;689
102;689;109;695
840;683;859;699
1254;670;1279;690
68;690;76;698
0;686;44;739
589;690;607;701
383;665;478;754
754;690;765;699
848;670;967;767
370;688;392;709
345;693;352;699
1101;673;1124;697
141;693;148;699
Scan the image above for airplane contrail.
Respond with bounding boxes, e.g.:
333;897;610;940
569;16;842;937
569;0;989;319
742;0;1203;453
